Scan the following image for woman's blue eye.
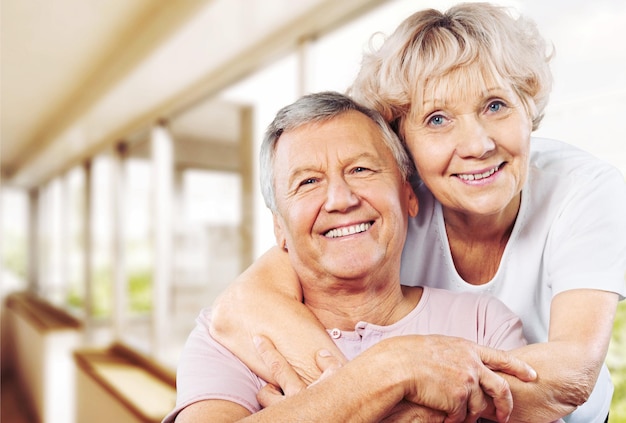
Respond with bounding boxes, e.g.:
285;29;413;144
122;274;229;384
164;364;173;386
488;101;505;113
300;178;317;186
428;115;445;126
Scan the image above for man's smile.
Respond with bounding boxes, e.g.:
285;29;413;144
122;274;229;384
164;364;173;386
324;222;373;238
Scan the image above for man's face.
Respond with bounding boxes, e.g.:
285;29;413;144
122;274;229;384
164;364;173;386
271;110;417;285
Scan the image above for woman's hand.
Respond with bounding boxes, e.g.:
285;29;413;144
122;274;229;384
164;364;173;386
254;335;342;407
210;247;345;385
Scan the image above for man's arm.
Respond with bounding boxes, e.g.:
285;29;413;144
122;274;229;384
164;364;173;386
255;337;447;422
173;352;406;423
171;340;445;422
210;246;345;384
256;334;537;423
175;400;251;423
501;289;618;422
175;334;536;423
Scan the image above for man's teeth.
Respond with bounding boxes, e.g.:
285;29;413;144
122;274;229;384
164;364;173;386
325;222;371;238
457;165;500;181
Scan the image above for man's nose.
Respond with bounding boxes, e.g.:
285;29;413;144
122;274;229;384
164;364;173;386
323;177;360;213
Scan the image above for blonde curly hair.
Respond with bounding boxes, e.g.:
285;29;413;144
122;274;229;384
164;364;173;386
348;2;553;137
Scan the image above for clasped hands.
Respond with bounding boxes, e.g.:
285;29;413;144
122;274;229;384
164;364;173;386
253;335;536;423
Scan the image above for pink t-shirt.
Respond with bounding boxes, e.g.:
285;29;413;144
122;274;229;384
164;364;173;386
163;286;526;422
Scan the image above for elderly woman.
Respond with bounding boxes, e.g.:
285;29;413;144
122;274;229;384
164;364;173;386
164;92;538;423
210;3;626;423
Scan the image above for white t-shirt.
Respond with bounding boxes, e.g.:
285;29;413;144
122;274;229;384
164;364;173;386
400;137;626;422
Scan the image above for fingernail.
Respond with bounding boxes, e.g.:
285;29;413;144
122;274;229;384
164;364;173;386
318;349;332;357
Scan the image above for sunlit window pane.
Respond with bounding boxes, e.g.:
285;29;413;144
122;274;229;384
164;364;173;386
91;155;113;319
66;166;85;314
1;187;28;292
125;158;153;316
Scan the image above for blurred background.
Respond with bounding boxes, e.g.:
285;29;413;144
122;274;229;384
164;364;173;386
1;0;625;421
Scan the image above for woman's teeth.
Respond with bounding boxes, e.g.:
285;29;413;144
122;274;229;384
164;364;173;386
457;164;501;181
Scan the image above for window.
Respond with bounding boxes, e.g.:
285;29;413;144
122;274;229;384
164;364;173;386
1;187;28;293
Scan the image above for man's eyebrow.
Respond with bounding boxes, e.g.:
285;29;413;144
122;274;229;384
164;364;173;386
349;151;386;167
286;164;321;189
285;150;385;184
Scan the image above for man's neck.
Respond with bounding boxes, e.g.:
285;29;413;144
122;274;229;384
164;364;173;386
303;284;422;331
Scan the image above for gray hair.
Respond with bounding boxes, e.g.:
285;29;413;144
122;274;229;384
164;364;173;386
260;91;416;212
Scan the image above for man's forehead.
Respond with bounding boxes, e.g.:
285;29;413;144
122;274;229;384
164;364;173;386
282;111;382;142
274;130;397;189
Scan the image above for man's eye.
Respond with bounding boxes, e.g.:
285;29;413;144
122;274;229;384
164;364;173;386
352;166;376;175
300;178;317;186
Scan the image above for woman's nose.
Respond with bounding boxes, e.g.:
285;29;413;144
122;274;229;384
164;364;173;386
456;116;496;159
323;177;360;212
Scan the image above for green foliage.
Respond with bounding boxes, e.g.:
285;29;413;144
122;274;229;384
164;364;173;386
62;268;112;317
64;268;152;316
128;270;152;314
2;232;27;280
92;267;112;318
66;287;83;309
609;300;626;422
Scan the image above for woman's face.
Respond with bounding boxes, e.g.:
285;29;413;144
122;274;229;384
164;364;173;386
403;73;533;220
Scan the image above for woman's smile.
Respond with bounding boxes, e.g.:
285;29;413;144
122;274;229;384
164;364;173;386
454;163;505;184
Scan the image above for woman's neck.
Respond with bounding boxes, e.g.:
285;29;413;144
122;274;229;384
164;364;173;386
442;194;521;284
443;193;521;243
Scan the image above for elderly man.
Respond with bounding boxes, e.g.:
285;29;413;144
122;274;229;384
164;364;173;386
163;92;537;423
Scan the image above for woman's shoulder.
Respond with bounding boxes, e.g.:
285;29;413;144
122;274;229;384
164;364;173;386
529;137;622;180
526;137;626;216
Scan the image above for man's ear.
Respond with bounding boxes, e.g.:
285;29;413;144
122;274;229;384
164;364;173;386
405;182;419;218
272;213;288;250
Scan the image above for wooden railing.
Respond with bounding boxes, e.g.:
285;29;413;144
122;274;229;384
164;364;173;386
4;292;83;423
74;343;176;423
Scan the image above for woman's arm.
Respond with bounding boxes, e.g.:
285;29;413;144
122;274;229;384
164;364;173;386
503;289;618;422
210;246;345;384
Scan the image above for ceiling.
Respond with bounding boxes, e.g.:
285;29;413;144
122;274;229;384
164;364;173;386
1;0;387;189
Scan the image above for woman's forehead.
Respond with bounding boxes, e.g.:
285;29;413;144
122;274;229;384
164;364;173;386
413;64;512;109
